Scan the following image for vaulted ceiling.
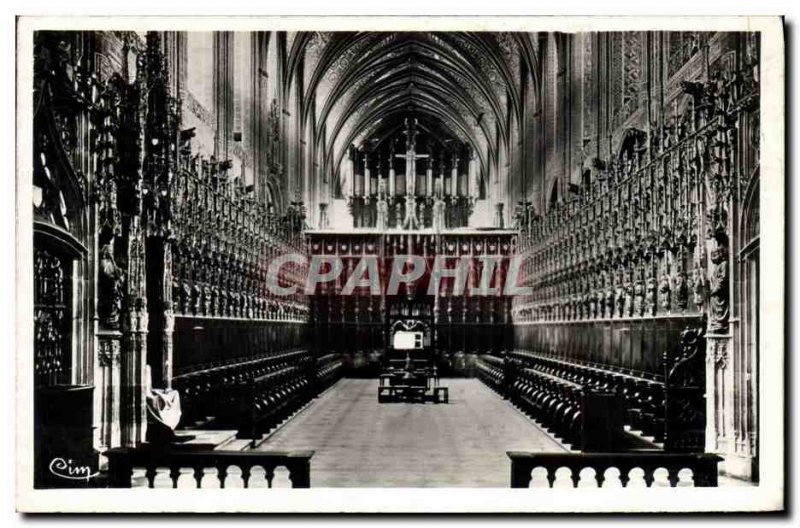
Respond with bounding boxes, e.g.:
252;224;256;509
284;31;540;187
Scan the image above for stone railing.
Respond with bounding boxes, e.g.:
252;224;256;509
106;448;313;488
508;451;722;488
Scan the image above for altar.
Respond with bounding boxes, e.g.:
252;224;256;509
377;303;448;404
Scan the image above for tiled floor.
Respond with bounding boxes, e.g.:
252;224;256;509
253;378;566;487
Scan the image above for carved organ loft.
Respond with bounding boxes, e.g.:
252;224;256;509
30;30;761;488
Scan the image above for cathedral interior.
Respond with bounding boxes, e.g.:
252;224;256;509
30;30;761;489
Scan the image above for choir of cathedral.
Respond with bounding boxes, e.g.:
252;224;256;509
31;29;760;488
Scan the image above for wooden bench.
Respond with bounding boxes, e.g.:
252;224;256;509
509;349;666;443
477;355;625;451
506;324;707;452
173;351;343;439
172;349;312;425
228;364;311;439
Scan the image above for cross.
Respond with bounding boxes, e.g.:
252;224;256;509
395;118;429;194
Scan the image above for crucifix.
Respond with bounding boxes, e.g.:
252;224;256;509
395;117;429;195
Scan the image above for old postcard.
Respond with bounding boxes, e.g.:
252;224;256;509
14;15;784;513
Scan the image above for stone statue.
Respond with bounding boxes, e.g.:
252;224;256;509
376;195;389;231
209;286;219;316
219;289;229;317
245;293;253;319
691;267;706;307
624;277;634;317
402;194;419;229
433;195;446;232
659;274;671;312
172;278;181;313
202;284;212;315
673;269;688;311
645;275;656;315
192;282;202;315
98;243;124;328
180;280;192;315
633;278;644;316
604;285;614;319
614;281;625;318
579;292;587;319
231;291;240;318
708;246;730;333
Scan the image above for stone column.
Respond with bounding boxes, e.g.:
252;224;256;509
389;157;396;196
120;219;149;448
450;154;459;196
438;158;446;195
96;331;122;464
706;335;733;455
345;148;354;197
426;159;433;196
363;153;371;196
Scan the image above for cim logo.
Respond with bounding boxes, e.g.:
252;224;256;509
48;457;99;482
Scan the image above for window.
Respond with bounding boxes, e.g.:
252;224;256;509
186;32;215;111
233;32;253;144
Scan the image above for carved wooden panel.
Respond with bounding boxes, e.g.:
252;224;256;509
34;247;72;386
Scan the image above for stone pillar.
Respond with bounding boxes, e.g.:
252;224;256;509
389;159;396;196
450;154;459;196
345;148;354;197
703;165;736;474
96;331;122;464
426;161;433;197
120;219;149;448
121;305;148;447
406;155;415;195
706;336;733;455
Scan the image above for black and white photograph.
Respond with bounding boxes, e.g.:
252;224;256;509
13;15;785;513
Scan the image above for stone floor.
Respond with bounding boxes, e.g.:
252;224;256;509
253;378;566;487
128;378;754;488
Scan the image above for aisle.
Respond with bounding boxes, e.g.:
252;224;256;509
254;378;566;487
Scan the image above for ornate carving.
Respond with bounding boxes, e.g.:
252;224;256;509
673;267;689;311
169;106;309;324
98;243;125;328
513;49;757;331
708;243;730;333
98;335;122;367
664;323;707;451
33;247;71;386
707;337;729;370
